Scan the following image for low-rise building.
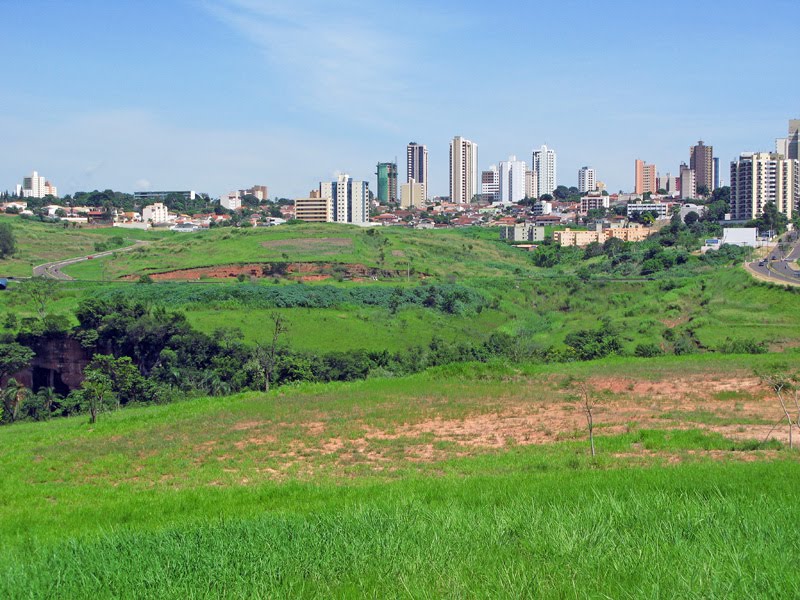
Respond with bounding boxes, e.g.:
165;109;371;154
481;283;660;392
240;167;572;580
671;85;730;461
500;224;546;242
294;197;330;222
626;202;669;220
400;179;426;209
580;195;610;213
142;202;170;224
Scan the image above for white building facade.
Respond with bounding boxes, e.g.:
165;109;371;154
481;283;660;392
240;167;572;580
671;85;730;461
532;145;557;198
320;174;369;224
15;171;57;198
730;152;798;221
578;167;596;194
498;156;527;205
449;136;478;203
481;165;499;202
142;202;170;224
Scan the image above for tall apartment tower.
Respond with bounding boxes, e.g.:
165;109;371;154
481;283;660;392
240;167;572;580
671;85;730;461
320;173;369;224
375;162;398;204
578;166;596;193
713;157;721;189
525;170;537;199
406;142;428;199
481;165;499;202
679;163;697;200
634;160;657;195
449;136;478;203
690;141;714;193
730;152;799;221
498;156;527;205
532;145;557;198
15;171;58;198
789;119;800;160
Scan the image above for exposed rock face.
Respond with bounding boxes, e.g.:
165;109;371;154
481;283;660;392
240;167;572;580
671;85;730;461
12;336;90;395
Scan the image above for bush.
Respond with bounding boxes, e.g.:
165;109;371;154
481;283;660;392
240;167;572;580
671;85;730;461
634;343;664;358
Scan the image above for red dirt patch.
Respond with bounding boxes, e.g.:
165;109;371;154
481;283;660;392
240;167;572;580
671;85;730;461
123;262;407;282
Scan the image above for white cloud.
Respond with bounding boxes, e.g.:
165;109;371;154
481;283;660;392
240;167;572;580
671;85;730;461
200;0;423;133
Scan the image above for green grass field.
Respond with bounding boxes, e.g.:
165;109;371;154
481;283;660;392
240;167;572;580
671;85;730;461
1;356;799;598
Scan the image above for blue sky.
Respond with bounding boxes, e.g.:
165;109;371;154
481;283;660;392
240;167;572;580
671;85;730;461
1;0;798;198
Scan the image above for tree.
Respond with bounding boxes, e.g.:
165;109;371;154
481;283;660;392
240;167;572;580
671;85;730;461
2;378;31;423
80;371;114;424
254;313;288;392
24;277;58;319
696;184;710;198
0;222;16;258
683;211;700;226
757;368;799;449
577;381;597;458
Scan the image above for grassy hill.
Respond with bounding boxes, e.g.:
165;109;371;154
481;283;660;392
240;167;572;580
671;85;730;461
1;356;799;597
0;215;164;278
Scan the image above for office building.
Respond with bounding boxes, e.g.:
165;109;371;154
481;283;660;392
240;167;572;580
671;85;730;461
320;174;369;224
634;160;657;195
690;141;714;192
578;166;596;194
294;196;331;222
481;165;499;202
498;155;527;205
449;136;478;203
406;142;428;199
626;202;669;220
532;145;557;198
679;163;697;200
730;152;799;221
400;179;426;209
15;171;57;198
375;162;398;204
713;157;720;190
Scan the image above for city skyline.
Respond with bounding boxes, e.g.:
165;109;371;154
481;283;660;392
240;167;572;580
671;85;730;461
1;1;798;198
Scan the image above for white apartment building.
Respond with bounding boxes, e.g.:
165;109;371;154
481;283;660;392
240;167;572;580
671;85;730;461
481;165;499;202
400;179;426;209
320;173;369;224
449;136;478;203
657;173;679;195
15;171;57;198
626;202;669;220
525;170;537;199
730;152;799;221
498;156;527;205
679;163;697;200
532;145;557;198
220;191;242;210
578;166;596;194
142;202;170;224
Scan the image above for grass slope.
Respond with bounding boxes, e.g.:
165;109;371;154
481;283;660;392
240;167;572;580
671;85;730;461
2;356;799;597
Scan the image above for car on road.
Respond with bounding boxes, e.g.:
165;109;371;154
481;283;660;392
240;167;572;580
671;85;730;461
758;260;766;266
87;255;94;259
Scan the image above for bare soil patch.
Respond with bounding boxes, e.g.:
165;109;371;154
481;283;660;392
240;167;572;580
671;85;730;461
125;262;405;282
260;237;353;254
212;373;786;483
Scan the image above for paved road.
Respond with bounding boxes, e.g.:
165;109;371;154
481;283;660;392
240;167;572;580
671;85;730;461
745;232;800;286
33;240;149;280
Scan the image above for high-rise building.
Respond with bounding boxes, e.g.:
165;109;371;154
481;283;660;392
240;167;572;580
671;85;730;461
713;157;720;190
730;152;799;221
789;119;800;160
525;170;537;199
679;163;697;200
375;162;398;204
532;145;557;198
690;141;714;193
578;166;596;193
657;173;678;195
320;174;369;224
634;160;657;195
406;142;428;199
15;171;57;198
481;165;499;202
498;156;527;205
449;136;478;203
400;179;426;209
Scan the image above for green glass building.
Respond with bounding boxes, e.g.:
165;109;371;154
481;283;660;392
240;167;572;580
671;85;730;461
375;162;398;204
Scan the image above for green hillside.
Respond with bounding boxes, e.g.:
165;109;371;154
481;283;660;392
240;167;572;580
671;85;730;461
2;357;799;597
